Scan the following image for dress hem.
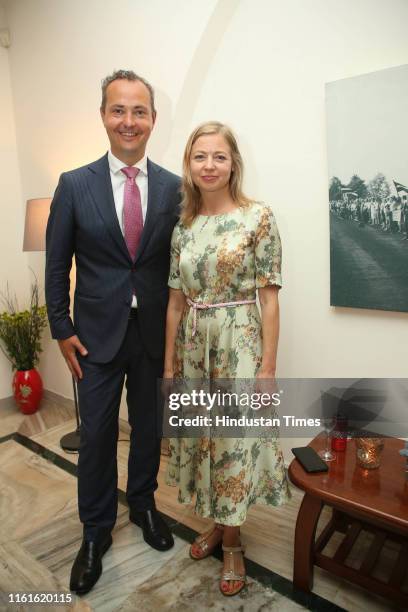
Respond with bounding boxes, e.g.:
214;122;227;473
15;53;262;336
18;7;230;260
165;477;292;526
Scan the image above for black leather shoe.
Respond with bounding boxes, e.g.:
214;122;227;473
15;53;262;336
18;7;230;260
129;509;174;551
69;534;112;595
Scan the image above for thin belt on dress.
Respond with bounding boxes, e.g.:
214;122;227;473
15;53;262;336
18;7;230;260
186;297;256;337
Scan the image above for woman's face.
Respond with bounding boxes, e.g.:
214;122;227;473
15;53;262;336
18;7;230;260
189;133;233;195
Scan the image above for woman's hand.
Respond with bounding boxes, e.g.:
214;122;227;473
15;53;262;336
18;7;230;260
255;368;278;395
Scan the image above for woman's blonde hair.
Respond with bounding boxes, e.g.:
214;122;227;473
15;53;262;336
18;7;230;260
180;121;252;226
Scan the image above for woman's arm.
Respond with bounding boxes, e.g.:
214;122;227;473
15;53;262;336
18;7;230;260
163;288;186;378
257;285;280;377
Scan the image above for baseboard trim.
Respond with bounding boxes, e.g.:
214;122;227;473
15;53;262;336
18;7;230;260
43;389;75;409
1;390;75;411
0;395;15;409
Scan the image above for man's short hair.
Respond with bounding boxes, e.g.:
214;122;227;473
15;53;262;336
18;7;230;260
101;70;156;114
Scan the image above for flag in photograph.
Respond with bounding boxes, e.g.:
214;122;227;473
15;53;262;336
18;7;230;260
393;180;408;194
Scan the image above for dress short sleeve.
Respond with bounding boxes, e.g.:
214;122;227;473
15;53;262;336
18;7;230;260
255;204;282;289
168;223;182;289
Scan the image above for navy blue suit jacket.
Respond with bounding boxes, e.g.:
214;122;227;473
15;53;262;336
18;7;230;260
45;153;181;363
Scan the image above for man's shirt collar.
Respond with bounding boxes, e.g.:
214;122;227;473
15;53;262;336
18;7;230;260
108;150;148;176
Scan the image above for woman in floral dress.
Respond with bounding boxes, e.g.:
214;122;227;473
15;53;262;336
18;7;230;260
164;121;290;596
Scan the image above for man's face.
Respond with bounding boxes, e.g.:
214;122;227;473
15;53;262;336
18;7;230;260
100;79;156;164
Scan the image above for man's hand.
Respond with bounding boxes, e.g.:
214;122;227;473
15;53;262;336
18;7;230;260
58;335;88;381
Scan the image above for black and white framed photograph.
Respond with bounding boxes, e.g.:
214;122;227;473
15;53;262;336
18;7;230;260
326;64;408;312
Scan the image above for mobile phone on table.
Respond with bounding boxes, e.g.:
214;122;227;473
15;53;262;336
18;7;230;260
292;446;329;473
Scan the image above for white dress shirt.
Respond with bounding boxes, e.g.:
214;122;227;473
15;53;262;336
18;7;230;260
108;150;148;307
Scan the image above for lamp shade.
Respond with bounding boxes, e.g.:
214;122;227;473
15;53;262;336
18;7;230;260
23;198;52;252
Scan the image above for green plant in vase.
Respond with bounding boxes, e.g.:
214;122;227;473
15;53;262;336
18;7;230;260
0;279;48;413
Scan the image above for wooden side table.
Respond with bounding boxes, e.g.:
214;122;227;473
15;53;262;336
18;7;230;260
288;434;408;607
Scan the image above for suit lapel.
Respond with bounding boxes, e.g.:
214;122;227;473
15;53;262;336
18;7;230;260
86;154;131;262
134;159;165;263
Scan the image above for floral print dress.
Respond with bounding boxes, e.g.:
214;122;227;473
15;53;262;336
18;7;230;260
166;202;290;525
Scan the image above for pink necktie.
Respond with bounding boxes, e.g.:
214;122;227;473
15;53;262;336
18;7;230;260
121;166;143;261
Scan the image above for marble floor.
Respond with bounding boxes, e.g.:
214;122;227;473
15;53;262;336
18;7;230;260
0;395;405;611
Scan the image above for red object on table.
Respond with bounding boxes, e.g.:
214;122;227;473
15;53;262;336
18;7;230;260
331;436;347;452
331;413;348;452
12;368;43;414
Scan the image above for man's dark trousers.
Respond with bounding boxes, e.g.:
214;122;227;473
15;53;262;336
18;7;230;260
77;311;163;540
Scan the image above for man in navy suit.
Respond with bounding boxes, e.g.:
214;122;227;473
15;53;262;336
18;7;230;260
45;70;180;594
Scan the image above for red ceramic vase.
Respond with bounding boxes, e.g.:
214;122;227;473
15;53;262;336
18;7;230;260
12;368;43;414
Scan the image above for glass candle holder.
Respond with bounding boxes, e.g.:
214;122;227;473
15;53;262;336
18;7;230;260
355;437;384;469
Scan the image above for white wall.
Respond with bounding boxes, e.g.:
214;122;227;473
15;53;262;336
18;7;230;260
0;2;31;397
3;1;408;440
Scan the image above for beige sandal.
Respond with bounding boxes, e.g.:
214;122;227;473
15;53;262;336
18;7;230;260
189;523;223;560
220;544;246;596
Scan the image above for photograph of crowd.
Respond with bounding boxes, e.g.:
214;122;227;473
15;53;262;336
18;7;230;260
326;64;408;313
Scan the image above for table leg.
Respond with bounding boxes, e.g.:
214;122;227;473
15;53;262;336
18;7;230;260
293;494;323;591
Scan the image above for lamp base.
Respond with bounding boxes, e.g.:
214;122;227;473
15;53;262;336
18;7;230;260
60;430;80;453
